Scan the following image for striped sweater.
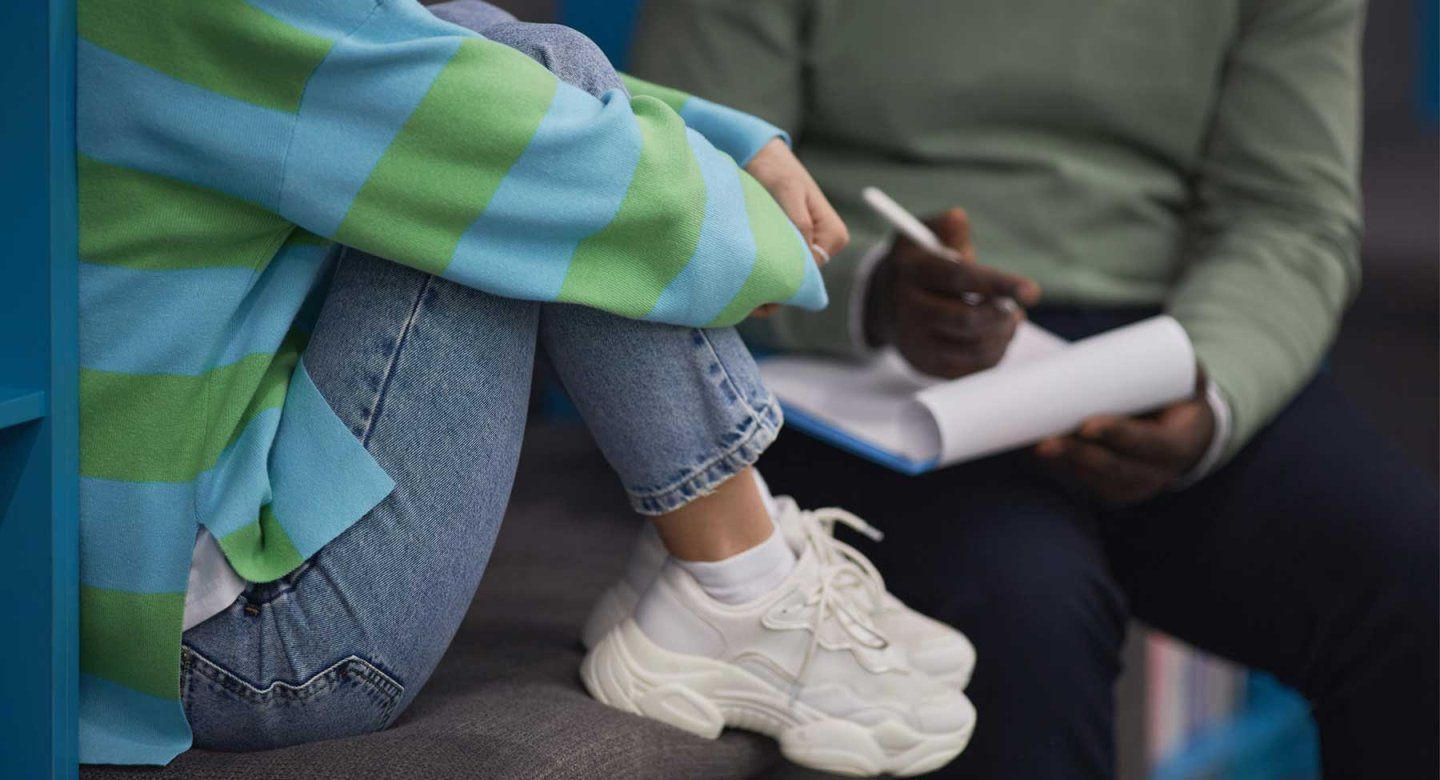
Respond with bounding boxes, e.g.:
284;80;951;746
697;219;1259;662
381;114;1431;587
77;0;825;765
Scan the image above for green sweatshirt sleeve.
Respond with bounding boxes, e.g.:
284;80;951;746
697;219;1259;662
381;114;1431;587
1168;0;1363;461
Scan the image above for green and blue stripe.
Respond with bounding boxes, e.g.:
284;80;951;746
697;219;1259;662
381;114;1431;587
645;130;758;324
447;82;644;300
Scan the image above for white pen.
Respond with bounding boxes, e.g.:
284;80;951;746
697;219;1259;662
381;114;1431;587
862;186;1018;311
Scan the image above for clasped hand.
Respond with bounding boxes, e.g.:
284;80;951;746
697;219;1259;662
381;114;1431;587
743;139;848;318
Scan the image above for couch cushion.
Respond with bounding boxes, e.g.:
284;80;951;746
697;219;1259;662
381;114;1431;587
82;425;779;779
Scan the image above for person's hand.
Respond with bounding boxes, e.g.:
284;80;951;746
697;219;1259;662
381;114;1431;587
745;138;849;264
865;208;1041;378
1035;390;1215;506
745;139;848;317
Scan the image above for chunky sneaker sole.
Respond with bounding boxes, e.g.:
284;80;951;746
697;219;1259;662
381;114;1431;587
582;619;975;778
581;502;977;690
580;578;639;651
583;578;974;690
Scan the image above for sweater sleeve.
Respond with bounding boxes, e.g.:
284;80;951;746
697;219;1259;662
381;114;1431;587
620;74;790;167
79;0;825;328
630;0;855;350
1167;0;1363;460
425;1;786;168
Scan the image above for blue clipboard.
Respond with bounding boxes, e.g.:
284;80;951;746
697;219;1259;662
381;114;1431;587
778;403;940;476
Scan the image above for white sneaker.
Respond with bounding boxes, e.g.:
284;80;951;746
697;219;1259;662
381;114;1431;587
581;498;976;689
581;523;976;777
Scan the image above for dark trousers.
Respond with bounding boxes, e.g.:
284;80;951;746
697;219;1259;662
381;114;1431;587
758;308;1438;779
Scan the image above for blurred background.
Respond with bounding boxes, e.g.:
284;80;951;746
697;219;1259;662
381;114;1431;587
480;0;1439;476
451;0;1438;777
1335;0;1438;473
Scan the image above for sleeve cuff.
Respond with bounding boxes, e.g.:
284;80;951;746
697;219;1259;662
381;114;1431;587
677;96;790;166
845;237;894;357
1173;377;1233;490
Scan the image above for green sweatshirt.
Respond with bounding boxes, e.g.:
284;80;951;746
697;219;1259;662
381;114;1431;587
631;0;1364;460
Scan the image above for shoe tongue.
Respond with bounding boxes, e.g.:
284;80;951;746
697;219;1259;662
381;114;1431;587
789;541;822;581
773;498;807;550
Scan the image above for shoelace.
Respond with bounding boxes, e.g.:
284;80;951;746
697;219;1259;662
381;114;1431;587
807;507;890;605
789;512;892;702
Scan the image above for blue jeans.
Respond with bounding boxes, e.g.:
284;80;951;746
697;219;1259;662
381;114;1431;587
427;1;627;97
179;250;780;749
761;307;1440;780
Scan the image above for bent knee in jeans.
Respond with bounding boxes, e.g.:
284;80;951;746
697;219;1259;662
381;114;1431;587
537;302;782;515
431;2;626;98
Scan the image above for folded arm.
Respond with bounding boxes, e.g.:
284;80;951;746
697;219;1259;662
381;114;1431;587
430;1;788;167
80;0;826;328
627;0;869;349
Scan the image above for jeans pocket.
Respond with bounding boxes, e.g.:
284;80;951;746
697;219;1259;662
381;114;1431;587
181;644;405;751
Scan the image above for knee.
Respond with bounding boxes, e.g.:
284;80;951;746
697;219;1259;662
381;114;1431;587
483;22;622;97
428;0;516;32
979;560;1124;671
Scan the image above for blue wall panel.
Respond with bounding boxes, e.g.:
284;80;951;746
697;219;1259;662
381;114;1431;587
0;0;79;775
560;0;641;69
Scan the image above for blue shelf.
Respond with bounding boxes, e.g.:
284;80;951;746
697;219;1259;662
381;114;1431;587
0;387;47;429
561;0;641;68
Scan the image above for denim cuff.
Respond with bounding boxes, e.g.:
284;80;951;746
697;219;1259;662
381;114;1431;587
625;393;784;516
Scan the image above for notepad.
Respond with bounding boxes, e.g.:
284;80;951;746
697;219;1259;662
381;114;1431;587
759;316;1197;474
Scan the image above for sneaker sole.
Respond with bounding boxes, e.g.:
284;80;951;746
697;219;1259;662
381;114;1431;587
935;667;972;690
584;583;976;691
581;619;974;777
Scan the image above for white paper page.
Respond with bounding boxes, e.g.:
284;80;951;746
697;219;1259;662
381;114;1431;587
915;316;1196;464
758;350;937;463
759;322;1067;464
999;320;1069;367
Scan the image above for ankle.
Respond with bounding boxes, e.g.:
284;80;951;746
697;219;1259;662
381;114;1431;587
674;525;796;605
651;469;774;561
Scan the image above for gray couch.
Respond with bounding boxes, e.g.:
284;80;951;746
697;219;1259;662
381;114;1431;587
82;426;783;780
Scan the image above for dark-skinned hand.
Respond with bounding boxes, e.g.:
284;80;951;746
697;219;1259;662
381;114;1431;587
1035;385;1215;506
865;208;1042;378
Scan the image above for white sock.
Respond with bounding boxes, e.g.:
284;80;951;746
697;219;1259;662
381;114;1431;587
623;524;668;593
674;525;797;605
